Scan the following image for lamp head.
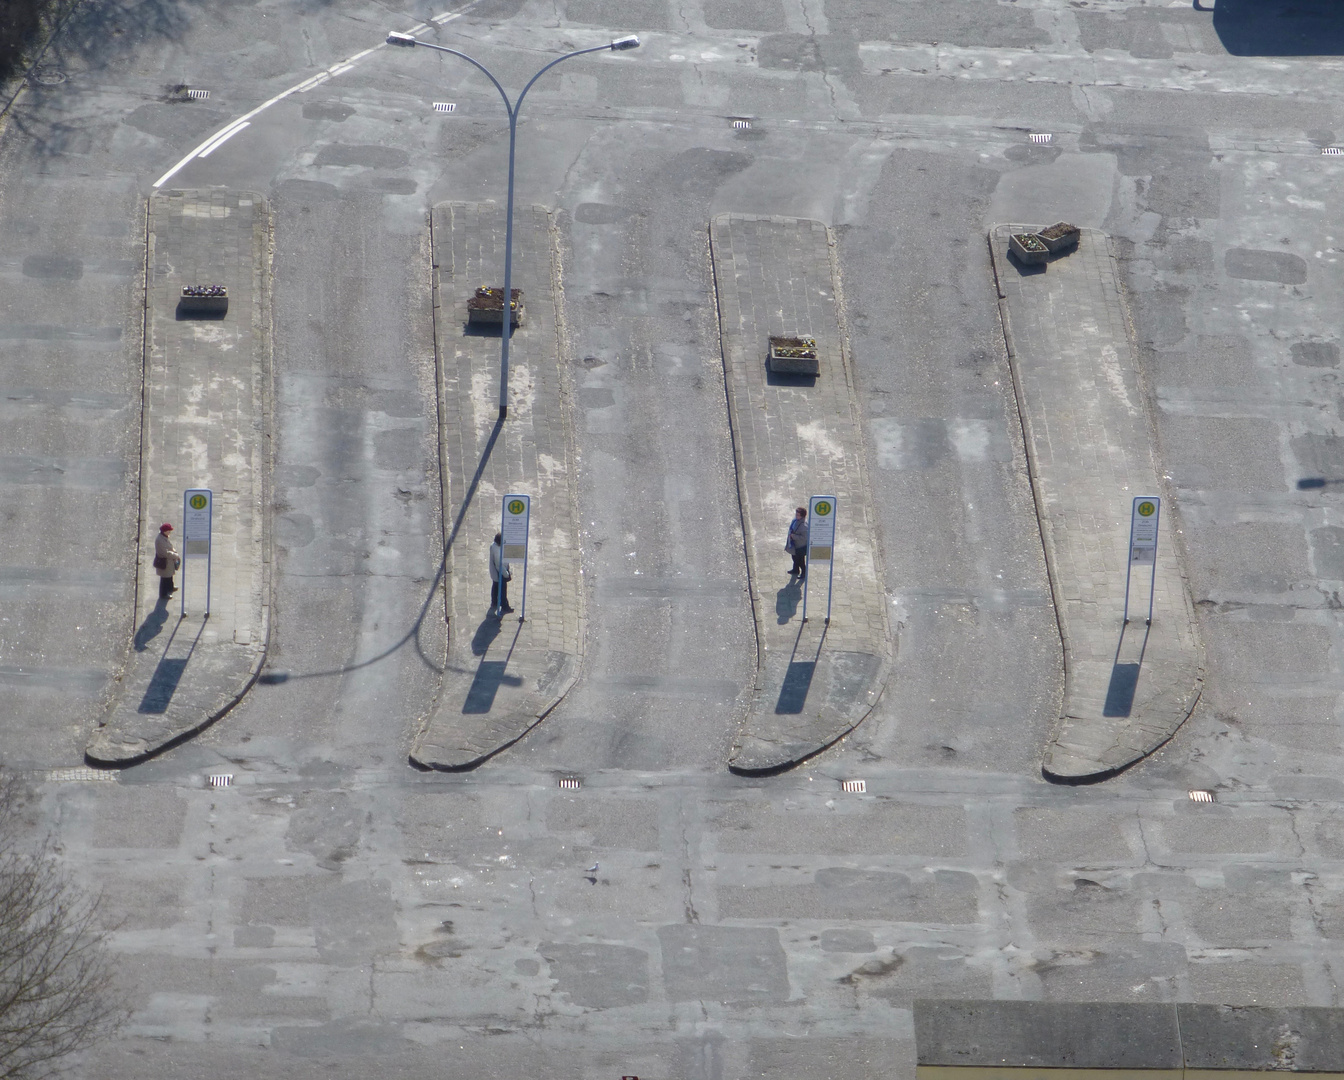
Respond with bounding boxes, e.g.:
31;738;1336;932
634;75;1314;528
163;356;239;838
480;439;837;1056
609;34;640;50
386;31;417;46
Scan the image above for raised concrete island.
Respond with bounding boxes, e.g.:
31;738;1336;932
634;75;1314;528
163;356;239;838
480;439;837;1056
916;1000;1344;1079
710;214;893;774
409;203;584;770
989;226;1204;782
87;190;272;765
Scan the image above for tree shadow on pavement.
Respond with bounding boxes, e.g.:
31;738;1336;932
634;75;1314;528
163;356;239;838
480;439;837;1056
2;0;196;129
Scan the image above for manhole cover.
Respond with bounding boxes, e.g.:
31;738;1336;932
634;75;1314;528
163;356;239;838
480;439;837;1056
29;67;67;86
1323;147;1343;156
187;88;210;100
208;774;234;788
558;777;581;789
732;119;751;130
433;102;456;113
841;779;866;793
1188;789;1215;803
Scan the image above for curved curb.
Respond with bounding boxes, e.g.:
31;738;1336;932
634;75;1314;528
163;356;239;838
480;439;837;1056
408;203;585;771
86;190;274;767
988;225;1204;783
710;214;894;775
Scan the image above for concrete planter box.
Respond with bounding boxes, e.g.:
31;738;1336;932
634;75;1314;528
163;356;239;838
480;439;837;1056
179;285;228;315
767;335;819;375
1009;232;1049;265
467;287;524;328
1038;221;1080;253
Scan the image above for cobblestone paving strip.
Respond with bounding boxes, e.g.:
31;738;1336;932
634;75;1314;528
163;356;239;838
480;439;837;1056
410;203;584;770
87;190;272;765
710;215;893;774
989;225;1204;781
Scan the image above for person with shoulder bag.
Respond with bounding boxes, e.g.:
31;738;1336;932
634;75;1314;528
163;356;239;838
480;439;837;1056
785;506;809;582
153;523;180;599
489;532;514;616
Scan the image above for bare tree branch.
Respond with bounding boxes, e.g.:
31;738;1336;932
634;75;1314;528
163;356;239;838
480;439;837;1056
0;772;123;1080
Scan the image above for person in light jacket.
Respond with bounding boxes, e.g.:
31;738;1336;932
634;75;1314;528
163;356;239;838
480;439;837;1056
154;523;180;599
785;506;809;581
489;532;513;615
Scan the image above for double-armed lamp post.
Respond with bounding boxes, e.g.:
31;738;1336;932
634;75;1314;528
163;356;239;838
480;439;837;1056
387;29;640;419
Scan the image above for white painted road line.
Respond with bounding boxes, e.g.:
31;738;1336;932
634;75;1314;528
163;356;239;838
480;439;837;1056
150;0;482;189
197;121;249;158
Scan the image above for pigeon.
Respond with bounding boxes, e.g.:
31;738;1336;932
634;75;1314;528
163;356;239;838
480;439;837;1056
585;863;599;874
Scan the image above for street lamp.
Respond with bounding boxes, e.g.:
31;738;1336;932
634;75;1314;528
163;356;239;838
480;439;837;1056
388;29;640;419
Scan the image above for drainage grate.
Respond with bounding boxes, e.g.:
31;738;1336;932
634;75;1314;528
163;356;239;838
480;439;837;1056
433;102;456;113
732;119;751;130
187;88;210;99
841;779;866;793
45;767;116;783
1188;789;1215;803
1029;132;1053;144
1324;147;1343;156
558;777;581;790
208;774;233;788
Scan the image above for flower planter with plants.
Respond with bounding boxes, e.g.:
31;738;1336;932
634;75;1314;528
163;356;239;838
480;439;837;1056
767;335;819;376
179;284;228;315
467;287;525;327
1037;221;1080;253
1009;232;1049;265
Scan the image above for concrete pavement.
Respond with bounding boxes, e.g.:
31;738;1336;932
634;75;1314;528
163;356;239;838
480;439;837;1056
409;203;584;770
989;225;1204;781
87;190;272;765
710;214;893;774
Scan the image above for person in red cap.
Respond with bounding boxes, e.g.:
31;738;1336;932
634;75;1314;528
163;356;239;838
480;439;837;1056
154;523;180;599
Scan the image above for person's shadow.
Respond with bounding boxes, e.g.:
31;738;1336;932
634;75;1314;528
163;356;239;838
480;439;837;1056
470;614;503;658
776;578;802;624
133;595;171;652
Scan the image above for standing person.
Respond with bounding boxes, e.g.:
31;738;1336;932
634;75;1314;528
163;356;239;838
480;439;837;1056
489;532;513;616
786;506;809;581
154;523;180;599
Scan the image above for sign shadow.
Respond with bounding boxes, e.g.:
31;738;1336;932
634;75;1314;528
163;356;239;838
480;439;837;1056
775;622;827;715
1103;620;1151;718
462;620;523;714
137;616;203;714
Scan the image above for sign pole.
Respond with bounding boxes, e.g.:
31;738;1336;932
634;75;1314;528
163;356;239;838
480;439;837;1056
182;488;213;619
1123;497;1160;626
802;495;838;625
501;494;531;623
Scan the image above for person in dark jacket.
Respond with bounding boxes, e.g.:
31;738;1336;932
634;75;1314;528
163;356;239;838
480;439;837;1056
785;507;809;581
489;532;513;615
